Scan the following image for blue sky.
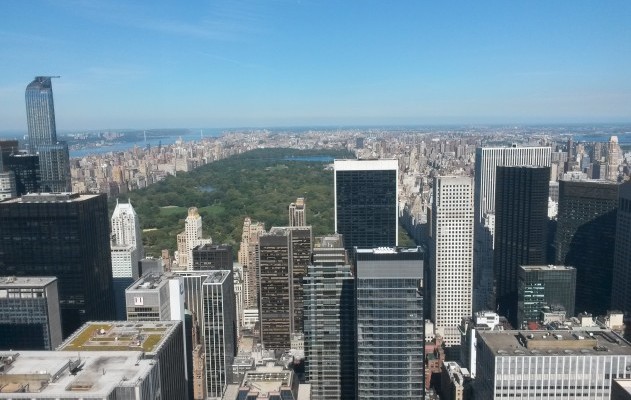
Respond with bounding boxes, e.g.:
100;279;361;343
0;0;630;130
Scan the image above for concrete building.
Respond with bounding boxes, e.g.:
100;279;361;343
258;227;312;351
517;265;576;327
304;234;355;400
429;176;474;347
494;166;550;327
176;207;212;270
612;183;631;314
0;193;115;337
0;171;16;201
231;364;301;400
476;329;631;399
289;197;307;227
334;159;398;251
0;351;160;399
458;311;502;379
440;361;471;400
125;272;185;322
110;200;144;256
238;218;265;310
59;320;188;400
0;276;62;350
555;179;618;315
355;247;424;400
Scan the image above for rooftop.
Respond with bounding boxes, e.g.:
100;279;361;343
333;158;398;171
0;351;155;396
3;193;100;204
58;321;179;354
241;365;295;395
479;329;631;357
520;265;576;272
0;276;57;288
127;272;176;291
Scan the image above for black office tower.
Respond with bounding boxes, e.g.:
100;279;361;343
334;159;398;251
612;182;631;314
0;193;115;337
192;244;233;270
555;180;618;316
5;153;41;196
494;166;550;327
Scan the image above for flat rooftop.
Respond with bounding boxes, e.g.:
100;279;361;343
0;276;56;288
242;365;294;395
127;272;176;291
479;330;631;357
333;158;398;171
3;193;100;204
520;265;575;271
58;321;179;354
0;351;154;396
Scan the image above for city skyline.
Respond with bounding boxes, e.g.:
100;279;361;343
0;1;630;130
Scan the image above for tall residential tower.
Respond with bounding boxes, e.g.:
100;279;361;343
25;76;71;192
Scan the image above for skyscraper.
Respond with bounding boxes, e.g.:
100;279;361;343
5;152;40;196
334;159;398;251
429;176;474;348
355;247;424;400
25;76;71;192
473;146;550;313
176;207;212;270
555;179;618;315
611;183;631;314
517;265;576;327
288;197;307;226
0;276;62;350
304;234;355;400
111;199;144;256
202;270;236;398
258;226;312;351
192;244;233;270
0;193;115;337
494;166;550;327
238;217;265;310
110;200;144;320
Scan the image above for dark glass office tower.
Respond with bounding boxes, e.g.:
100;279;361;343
25;76;71;192
0;193;115;337
334;159;398;251
355;247;424;400
555;179;618;316
192;244;233;270
611;183;631;314
5;153;40;195
517;265;576;327
304;234;355;400
494;166;550;327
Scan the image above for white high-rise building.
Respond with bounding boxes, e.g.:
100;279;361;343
430;176;474;347
0;171;16;200
288;197;307;226
474;146;551;223
111;200;144;320
111;199;144;258
473;146;551;313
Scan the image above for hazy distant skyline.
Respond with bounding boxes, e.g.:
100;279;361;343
1;1;630;130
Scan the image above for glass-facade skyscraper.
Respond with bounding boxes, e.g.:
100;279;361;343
555;179;618;316
334;159;398;252
25;76;71;192
517;265;576;327
494;166;550;327
355;247;424;400
0;193;115;337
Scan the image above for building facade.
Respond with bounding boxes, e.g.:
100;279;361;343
517;265;576;327
25;76;71;192
288;197;307;226
494;166;550;327
0;276;62;350
238;218;265;310
555;179;618;315
473;146;550;315
5;153;40;196
611;183;631;314
0;193;115;337
192;244;233;270
355;247;424;400
476;329;631;399
304;235;355;400
429;176;474;347
334;159;398;251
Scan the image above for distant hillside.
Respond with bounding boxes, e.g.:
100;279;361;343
116;148;354;256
